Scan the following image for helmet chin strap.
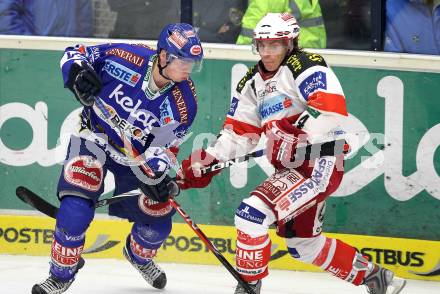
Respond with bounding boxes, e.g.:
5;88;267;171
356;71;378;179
158;62;172;81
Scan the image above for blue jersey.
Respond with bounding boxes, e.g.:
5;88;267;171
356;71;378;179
60;43;198;172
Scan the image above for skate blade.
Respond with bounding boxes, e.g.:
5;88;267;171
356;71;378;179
387;277;407;294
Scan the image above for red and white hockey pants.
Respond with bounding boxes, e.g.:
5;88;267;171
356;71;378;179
234;156;368;285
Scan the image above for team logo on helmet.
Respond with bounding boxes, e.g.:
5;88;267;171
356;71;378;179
168;31;188;49
281;13;294;21
275;31;292;37
183;30;196;38
157;23;203;65
253;13;300;41
190;45;202;55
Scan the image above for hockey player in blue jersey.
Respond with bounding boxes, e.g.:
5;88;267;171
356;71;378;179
32;23;203;294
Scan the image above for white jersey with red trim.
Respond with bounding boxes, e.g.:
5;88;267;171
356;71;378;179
207;50;348;161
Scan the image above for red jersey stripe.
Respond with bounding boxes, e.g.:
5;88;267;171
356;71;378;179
224;117;263;136
307;91;348;116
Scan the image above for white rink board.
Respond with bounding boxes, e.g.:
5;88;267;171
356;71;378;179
1;35;440;72
1;255;439;294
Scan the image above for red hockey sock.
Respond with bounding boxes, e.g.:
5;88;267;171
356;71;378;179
235;229;271;282
128;234;158;263
312;238;367;285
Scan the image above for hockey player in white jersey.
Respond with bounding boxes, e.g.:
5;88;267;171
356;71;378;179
177;13;406;294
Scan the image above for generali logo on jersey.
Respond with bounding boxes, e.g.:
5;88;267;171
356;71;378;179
105;48;145;67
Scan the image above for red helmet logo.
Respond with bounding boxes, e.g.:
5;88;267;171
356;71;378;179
190;45;202;55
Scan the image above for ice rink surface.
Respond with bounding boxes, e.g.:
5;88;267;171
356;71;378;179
1;255;439;294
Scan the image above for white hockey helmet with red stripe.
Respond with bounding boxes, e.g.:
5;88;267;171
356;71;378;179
253;12;300;41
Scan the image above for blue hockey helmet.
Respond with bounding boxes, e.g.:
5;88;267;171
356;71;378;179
157;23;203;72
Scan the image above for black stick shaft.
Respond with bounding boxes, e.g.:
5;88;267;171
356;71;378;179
15;186;255;294
169;198;256;294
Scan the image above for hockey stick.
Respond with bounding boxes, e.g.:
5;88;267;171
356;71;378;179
74;97;259;293
199;138;347;176
15;185;256;294
13;145;266;219
15;186;140;218
16;186;59;219
15;136;345;217
18;95;342;293
170;197;257;294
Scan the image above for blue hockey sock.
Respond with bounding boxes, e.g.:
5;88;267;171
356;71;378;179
50;196;94;281
126;220;172;265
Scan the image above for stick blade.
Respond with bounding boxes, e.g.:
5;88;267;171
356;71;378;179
15;186;58;218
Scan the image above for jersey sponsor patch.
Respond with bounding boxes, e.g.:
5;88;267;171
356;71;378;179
236;248;267;274
259;95;293;119
228;97;239;116
51;239;84;266
108;84;159;130
138;194;173;217
299;71;327;99
64;156;103;192
236;231;271;279
159;98;176;125
172;86;188;124
256;181;283;198
286;158;335;204
235;203;266;224
93;98;150;145
311;158;334;188
86;46;101;63
288;179;319;203
105;48;145;67
103;60;141;87
129;235;157;259
255;170;295;200
257;81;277;99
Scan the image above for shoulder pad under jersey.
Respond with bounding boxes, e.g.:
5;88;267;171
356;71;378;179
285;50;328;79
236;64;259;94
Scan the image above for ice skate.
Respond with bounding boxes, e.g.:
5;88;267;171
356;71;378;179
31;258;85;294
364;264;406;294
123;243;167;289
234;279;262;294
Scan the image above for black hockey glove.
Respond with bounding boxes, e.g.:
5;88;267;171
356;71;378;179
66;61;102;106
139;174;180;203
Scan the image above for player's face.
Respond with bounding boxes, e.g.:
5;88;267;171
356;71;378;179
165;63;190;82
165;55;203;82
255;39;290;71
